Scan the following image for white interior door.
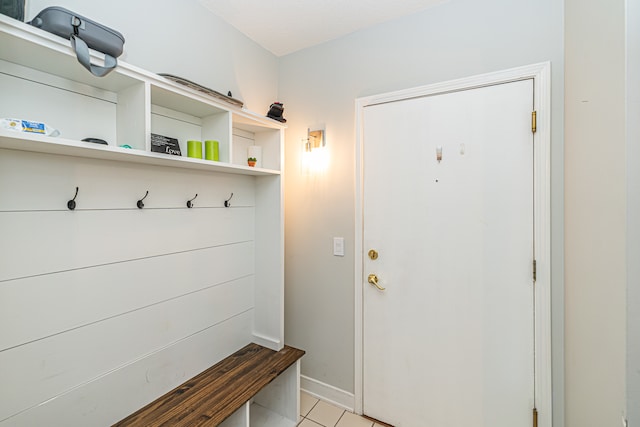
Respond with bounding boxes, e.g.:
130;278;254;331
362;79;535;426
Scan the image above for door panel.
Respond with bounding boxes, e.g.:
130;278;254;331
363;80;534;426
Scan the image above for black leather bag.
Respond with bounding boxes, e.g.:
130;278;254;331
28;7;125;77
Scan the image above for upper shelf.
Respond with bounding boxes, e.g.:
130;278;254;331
0;14;286;129
233;111;285;133
0;14;285;176
0;14;141;93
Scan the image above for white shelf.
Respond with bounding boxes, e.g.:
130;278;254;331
0;131;281;176
151;83;229;118
0;13;286;173
0;14;143;93
233;111;285;132
250;403;297;427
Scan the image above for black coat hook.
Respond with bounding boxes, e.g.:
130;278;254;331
224;193;234;207
137;191;149;209
187;194;198;208
67;187;79;210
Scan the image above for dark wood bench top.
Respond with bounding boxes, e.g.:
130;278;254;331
113;343;305;427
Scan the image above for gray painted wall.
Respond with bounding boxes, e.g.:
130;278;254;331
279;0;565;424
565;0;627;426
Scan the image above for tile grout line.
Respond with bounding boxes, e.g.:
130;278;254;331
308;398;320;417
302;396;320;418
300;415;325;427
300;394;320;425
303;393;377;427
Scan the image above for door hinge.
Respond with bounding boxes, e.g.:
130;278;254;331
533;260;537;282
531;111;537;133
533;407;538;427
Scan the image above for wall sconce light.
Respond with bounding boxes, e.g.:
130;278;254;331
302;128;328;173
305;128;325;152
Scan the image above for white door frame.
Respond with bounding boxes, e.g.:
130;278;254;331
354;62;552;426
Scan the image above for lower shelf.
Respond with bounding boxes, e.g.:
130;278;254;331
250;403;298;427
0;131;280;176
218;402;297;427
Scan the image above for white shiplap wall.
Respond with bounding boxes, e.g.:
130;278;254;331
0;148;258;426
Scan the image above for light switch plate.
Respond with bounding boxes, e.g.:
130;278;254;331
333;237;345;256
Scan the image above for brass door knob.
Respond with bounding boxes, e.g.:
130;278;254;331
368;249;379;260
368;274;386;291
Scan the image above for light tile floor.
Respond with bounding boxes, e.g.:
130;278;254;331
298;391;387;427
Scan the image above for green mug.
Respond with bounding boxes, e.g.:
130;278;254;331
205;140;219;161
187;140;202;159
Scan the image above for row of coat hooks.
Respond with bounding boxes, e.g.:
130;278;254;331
66;187;234;210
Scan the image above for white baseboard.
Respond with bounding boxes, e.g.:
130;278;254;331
300;375;355;412
252;333;281;351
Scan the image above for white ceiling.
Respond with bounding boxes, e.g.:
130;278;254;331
198;0;448;57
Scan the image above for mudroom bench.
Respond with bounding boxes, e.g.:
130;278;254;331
113;343;305;427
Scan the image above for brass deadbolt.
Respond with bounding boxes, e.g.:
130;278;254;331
368;249;379;260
